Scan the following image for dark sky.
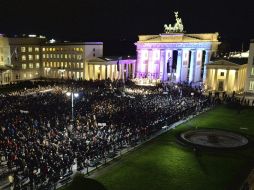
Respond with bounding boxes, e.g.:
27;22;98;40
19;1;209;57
0;0;254;55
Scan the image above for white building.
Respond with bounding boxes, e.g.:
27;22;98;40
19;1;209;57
86;56;136;81
0;35;12;84
245;41;254;94
135;12;220;85
41;42;103;80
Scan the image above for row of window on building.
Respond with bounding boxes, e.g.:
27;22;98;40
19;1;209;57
22;63;40;69
20;47;40;53
42;47;84;52
42;54;83;60
42;62;84;69
20;47;84;53
21;54;40;61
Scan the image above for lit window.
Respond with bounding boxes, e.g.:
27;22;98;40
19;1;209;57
29;73;32;78
80;72;83;78
35;47;39;52
28;47;33;52
21;47;26;52
50;48;52;51
22;55;26;61
57;54;60;58
57;62;60;67
42;48;45;52
65;54;68;59
52;48;55;51
29;63;33;68
65;62;67;68
69;54;72;59
43;62;45;67
43;54;46;58
251;68;254;76
36;63;40;68
220;72;224;77
80;62;83;68
61;54;63;58
53;54;56;58
28;55;33;60
77;62;79;68
35;55;40;60
50;62;53;67
250;81;254;90
50;54;53;58
77;55;82;60
22;64;27;69
23;73;27;78
61;62;64;67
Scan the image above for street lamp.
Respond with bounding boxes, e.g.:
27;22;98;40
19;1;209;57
66;92;79;125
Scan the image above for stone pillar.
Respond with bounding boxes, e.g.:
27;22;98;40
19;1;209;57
160;49;166;81
176;49;183;83
133;62;136;78
213;69;218;90
93;65;95;80
189;50;196;83
126;63;129;79
105;65;108;80
203;50;212;82
235;69;239;91
136;50;142;78
225;69;230;91
148;49;153;79
100;65;102;80
180;50;189;82
88;64;90;80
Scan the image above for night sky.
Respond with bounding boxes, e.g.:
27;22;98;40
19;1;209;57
1;0;254;56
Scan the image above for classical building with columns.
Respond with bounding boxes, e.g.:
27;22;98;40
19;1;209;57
135;12;220;85
86;56;136;81
206;59;247;92
135;33;220;84
245;40;254;94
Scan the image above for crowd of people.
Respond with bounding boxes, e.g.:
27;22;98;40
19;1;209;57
0;79;212;189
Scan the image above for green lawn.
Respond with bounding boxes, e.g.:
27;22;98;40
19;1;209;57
63;105;254;190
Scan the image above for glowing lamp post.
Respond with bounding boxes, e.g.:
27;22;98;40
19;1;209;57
66;92;79;124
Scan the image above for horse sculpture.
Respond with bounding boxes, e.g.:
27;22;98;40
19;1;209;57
164;12;184;33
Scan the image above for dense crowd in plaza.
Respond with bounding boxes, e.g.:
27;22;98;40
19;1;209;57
0;79;212;189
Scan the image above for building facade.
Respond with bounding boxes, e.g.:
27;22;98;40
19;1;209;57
41;42;103;80
0;35;12;84
245;41;254;94
9;36;46;81
206;59;247;92
7;35;103;81
87;57;136;81
135;33;220;84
